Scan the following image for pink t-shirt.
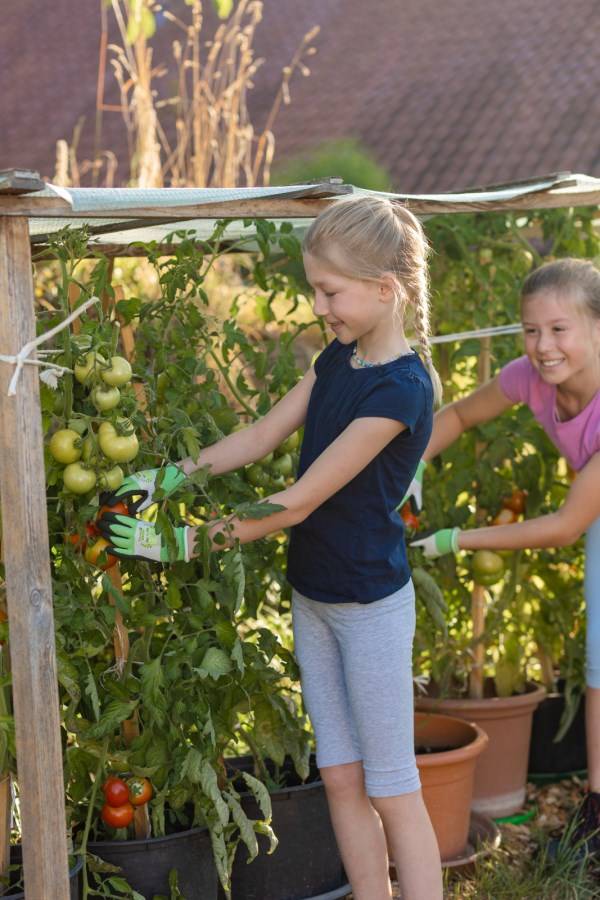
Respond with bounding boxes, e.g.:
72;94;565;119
498;355;600;471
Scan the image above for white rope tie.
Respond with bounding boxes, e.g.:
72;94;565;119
0;296;100;396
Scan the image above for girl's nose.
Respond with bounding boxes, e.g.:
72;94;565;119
313;291;328;317
536;331;554;352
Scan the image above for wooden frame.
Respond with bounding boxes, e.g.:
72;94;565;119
0;167;598;897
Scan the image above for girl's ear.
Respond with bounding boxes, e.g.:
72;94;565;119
378;273;397;303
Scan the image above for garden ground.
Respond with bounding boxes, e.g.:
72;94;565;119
349;776;598;899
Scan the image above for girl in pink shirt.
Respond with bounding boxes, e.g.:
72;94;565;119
409;258;600;854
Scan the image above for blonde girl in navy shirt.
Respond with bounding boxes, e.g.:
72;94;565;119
100;196;443;899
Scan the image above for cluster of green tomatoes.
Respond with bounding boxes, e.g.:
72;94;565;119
48;350;140;495
243;429;301;492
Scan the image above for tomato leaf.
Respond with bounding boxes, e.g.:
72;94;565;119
84;670;101;722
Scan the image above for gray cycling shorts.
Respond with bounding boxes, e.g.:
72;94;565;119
292;581;421;798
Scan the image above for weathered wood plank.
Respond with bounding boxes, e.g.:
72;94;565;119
0;195;343;219
0;217;70;899
0;170;45;195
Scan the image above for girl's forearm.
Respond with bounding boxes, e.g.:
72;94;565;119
457;511;580;552
179;422;272;477
423;405;465;461
185;490;302;557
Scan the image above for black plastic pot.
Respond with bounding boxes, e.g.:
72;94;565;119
90;825;217;900
7;846;83;899
528;683;587;776
219;755;349;900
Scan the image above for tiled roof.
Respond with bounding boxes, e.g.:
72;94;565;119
3;0;600;192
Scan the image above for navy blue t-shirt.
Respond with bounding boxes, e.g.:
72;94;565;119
286;339;433;604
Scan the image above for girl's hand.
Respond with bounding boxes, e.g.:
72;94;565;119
107;464;187;513
399;459;427;513
410;527;461;558
97;511;190;562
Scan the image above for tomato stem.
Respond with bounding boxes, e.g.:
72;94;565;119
79;737;108;900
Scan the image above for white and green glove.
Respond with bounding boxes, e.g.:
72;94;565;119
410;527;461;559
107;464;187;513
97;511;190;563
400;459;427;513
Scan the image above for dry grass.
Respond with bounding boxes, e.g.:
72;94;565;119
55;0;319;189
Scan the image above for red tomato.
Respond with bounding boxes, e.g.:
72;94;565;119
98;500;129;520
127;776;153;806
102;776;130;807
400;503;419;530
101;802;134;829
491;507;518;527
85;537;118;571
501;489;527;515
65;522;99;553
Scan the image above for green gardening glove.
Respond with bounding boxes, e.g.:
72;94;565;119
410;527;461;559
399;459;427;514
97;511;190;563
107;464;187;513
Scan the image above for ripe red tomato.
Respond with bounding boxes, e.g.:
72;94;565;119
102;776;129;807
101;802;134;829
65;522;99;553
98;500;129;520
501;489;527;515
127;776;153;806
400;503;419;530
491;507;518;527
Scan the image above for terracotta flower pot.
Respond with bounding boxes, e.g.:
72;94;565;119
415;711;488;861
416;680;546;818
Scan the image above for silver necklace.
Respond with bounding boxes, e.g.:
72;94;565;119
351;346;411;368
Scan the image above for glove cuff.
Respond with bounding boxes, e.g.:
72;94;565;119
416;458;427;481
450;527;461;553
176;526;191;563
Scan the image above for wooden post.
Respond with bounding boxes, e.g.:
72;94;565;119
0;217;70;898
469;336;492;700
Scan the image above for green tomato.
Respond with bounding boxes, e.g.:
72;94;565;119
97;466;124;491
471;550;505;587
101;356;132;387
74;351;106;385
269;474;287;491
91;384;121;412
259;451;274;465
98;420;139;463
245;464;269;488
271;453;293;478
49;429;82;465
63;462;97;494
279;431;300;454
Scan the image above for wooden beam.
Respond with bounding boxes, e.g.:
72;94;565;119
0;217;70;899
1;193;348;220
